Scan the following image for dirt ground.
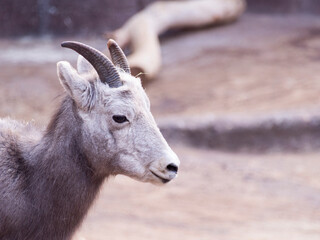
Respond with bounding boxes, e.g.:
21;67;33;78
0;14;320;239
150;14;320;118
76;145;320;240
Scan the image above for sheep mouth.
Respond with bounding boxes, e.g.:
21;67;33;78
150;171;170;183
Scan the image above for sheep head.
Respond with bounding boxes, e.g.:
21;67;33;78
57;40;179;184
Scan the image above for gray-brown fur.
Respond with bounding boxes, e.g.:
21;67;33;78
0;97;104;240
0;41;179;240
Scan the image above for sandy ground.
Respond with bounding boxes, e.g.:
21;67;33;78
0;14;320;239
150;14;320;118
76;145;320;240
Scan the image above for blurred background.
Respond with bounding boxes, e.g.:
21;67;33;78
0;0;320;239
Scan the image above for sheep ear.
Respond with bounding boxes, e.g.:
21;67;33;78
57;61;94;110
77;55;94;75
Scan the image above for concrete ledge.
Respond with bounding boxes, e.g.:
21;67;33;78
159;111;320;153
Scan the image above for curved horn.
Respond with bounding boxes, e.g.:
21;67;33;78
61;41;122;88
107;39;131;74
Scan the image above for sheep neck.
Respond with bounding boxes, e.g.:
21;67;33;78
26;96;105;240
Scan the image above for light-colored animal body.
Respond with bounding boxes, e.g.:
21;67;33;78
0;40;179;240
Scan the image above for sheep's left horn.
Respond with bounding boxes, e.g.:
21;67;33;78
61;41;122;88
107;39;131;74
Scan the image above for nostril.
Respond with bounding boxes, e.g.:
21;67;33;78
166;163;178;173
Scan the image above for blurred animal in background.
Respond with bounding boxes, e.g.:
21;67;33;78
0;40;179;240
107;0;246;82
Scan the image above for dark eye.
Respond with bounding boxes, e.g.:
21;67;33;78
112;115;128;123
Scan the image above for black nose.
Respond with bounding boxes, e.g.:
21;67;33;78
166;163;178;173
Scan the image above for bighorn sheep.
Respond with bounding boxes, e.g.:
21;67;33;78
0;40;180;240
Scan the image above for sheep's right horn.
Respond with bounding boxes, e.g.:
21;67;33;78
61;41;122;88
107;39;131;74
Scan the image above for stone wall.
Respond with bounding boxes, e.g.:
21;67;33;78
1;0;320;37
247;0;320;14
0;0;156;37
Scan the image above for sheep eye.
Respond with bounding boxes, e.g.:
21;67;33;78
112;115;128;123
